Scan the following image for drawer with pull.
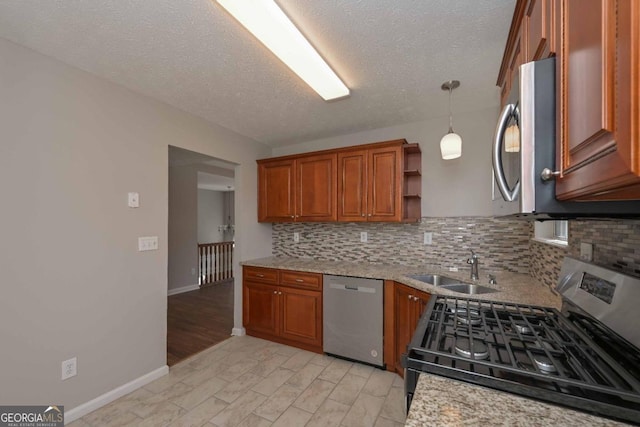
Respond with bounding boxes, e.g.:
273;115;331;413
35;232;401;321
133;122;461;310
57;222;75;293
243;266;279;284
280;270;322;290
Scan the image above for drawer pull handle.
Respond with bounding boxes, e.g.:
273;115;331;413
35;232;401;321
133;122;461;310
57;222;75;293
256;274;264;278
295;279;304;282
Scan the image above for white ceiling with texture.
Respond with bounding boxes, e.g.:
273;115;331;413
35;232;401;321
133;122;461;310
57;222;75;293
0;0;515;147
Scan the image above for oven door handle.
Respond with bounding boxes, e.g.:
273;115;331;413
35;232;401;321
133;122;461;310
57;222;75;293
492;103;521;202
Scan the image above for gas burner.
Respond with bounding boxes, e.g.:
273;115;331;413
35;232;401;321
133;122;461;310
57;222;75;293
454;337;489;360
513;321;533;335
450;307;482;326
533;354;557;373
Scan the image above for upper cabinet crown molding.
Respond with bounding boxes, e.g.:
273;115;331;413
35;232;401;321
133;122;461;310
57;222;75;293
257;139;422;223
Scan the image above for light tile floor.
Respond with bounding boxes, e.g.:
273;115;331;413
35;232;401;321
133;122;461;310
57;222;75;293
68;335;406;427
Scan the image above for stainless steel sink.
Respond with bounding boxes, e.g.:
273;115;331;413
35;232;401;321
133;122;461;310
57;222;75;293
439;283;497;295
407;274;497;295
407;274;462;287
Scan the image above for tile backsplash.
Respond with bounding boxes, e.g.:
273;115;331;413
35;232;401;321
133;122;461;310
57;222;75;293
273;217;531;274
273;218;640;286
530;219;640;288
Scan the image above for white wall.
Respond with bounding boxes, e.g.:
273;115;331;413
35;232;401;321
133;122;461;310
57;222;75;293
0;38;272;411
273;107;499;217
198;189;225;243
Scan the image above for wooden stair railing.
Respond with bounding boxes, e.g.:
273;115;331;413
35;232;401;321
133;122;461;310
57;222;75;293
198;241;234;285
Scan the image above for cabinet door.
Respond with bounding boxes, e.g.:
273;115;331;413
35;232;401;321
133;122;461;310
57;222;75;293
556;0;640;200
393;283;415;374
258;159;296;222
525;0;553;61
279;287;322;348
368;146;402;222
337;150;368;222
413;289;431;327
297;154;337;221
243;282;279;336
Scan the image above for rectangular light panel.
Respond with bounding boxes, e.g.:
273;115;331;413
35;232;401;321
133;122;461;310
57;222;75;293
216;0;350;101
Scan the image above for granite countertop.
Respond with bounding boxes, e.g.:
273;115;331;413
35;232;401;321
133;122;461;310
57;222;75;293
406;374;629;427
241;257;629;425
241;256;562;308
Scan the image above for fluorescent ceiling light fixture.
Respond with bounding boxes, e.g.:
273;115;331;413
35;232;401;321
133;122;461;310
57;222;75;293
216;0;350;101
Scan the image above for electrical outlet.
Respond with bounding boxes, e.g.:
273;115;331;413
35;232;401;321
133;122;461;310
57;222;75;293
293;232;300;243
62;357;77;380
580;242;593;261
360;232;368;243
423;232;433;245
127;192;139;208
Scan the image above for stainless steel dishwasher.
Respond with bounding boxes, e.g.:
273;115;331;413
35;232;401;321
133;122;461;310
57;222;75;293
323;274;384;367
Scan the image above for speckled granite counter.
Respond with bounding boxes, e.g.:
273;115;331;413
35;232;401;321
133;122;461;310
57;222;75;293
241;256;562;308
405;374;629;426
241;257;630;425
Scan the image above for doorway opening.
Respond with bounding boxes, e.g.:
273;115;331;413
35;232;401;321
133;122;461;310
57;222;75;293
167;146;236;366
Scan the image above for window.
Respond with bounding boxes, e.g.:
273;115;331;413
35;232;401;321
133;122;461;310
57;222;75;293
533;220;569;247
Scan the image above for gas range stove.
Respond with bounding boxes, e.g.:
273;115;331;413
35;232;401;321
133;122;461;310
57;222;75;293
403;257;640;425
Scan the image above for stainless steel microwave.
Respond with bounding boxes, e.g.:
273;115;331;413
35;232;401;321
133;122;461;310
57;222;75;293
491;57;640;219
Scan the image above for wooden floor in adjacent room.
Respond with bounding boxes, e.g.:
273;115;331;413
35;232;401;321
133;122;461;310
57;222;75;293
167;281;234;366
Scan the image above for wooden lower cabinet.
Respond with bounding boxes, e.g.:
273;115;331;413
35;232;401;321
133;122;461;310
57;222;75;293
243;281;279;336
279;287;322;348
243;266;323;353
384;281;431;376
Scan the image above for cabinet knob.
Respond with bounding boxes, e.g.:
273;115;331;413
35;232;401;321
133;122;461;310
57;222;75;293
368;213;372;217
361;213;366;217
279;291;282;295
540;168;561;181
273;290;278;294
290;215;295;219
408;295;412;300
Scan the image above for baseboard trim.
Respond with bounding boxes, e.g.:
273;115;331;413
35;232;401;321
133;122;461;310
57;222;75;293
65;365;169;423
168;284;199;296
231;327;246;336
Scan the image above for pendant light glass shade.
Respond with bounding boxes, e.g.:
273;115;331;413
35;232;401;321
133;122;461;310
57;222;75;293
440;80;462;160
440;131;462;159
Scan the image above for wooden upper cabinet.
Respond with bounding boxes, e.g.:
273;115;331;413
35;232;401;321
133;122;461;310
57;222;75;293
338;144;403;222
260;139;421;223
337;150;368;221
258;159;296;222
498;0;556;107
297;153;337;221
525;0;553;62
368;145;402;222
258;153;336;222
555;0;640;200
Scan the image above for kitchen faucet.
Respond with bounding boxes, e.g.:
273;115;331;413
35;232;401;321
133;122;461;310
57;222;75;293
467;249;479;281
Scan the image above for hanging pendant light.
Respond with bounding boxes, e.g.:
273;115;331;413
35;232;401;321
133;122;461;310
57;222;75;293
440;80;462;160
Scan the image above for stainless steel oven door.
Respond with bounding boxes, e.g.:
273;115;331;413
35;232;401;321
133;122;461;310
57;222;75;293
492;70;522;216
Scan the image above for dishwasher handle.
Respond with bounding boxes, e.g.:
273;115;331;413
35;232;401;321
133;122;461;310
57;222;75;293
329;283;376;293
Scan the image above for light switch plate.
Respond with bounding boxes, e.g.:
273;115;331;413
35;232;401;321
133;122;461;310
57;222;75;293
293;232;300;243
138;236;158;251
360;232;368;243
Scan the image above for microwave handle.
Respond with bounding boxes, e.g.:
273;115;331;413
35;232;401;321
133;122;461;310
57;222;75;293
492;103;521;202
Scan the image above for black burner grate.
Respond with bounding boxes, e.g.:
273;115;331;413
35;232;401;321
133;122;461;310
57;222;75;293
405;296;640;425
